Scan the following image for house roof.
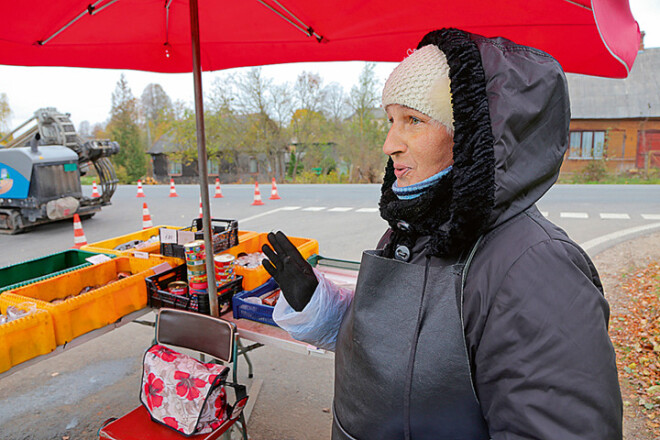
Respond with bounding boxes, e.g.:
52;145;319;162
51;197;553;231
147;132;177;155
567;48;660;119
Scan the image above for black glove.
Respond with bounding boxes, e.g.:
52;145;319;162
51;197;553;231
261;231;318;312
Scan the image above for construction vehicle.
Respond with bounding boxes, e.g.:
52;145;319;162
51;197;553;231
0;107;119;234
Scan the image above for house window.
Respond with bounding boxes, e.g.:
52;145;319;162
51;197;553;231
168;160;182;175
207;159;219;176
569;131;605;159
249;157;258;174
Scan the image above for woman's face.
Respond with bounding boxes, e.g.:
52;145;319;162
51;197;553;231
383;104;454;187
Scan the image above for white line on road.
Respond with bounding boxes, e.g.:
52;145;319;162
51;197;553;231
280;206;301;211
580;222;660;253
238;208;283;223
642;214;660;220
560;212;589;219
540;211;549;217
356;208;379;213
599;213;631;220
302;207;326;211
328;207;353;212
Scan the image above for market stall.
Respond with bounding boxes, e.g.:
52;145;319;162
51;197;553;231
0;222;358;379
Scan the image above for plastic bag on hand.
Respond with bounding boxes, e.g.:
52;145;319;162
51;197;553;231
273;269;354;351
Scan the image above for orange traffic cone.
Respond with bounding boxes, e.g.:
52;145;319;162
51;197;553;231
214;178;224;198
72;214;87;248
91;181;101;198
142;202;153;229
136;179;146;197
198;197;203;218
251;182;265;206
169;179;178;197
269;177;281;200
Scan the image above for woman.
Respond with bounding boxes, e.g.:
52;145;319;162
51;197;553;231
262;28;622;439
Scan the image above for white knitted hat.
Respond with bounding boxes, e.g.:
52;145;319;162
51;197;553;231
382;45;454;132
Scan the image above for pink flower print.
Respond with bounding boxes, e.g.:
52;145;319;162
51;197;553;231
175;371;206;401
163;416;180;430
144;373;164;409
149;345;178;362
214;388;227;419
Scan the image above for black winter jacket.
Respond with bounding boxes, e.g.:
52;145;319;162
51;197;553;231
376;29;623;439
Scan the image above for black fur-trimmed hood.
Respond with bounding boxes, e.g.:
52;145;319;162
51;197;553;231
380;28;570;257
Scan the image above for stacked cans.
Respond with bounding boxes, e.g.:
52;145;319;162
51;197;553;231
183;240;208;289
214;253;236;287
184;240;208;310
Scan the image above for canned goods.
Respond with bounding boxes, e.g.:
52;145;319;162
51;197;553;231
167;281;188;296
187;274;208;284
188;266;206;276
214;253;235;283
184;240;204;253
186;258;206;267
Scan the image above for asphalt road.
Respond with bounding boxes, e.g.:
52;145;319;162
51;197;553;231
0;183;659;440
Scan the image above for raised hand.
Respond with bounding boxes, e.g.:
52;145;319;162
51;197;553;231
261;231;318;312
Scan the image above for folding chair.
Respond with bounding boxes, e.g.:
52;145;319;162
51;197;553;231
99;308;249;440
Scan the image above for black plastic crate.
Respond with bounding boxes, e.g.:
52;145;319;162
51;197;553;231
160;218;238;259
145;264;242;316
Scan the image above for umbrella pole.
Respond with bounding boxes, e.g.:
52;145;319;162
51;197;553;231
189;0;219;317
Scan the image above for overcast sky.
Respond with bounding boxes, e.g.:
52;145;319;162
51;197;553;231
1;0;658;132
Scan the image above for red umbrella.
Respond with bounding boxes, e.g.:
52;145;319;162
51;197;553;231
0;0;640;316
1;0;639;77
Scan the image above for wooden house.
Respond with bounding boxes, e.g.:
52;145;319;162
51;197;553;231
563;40;660;175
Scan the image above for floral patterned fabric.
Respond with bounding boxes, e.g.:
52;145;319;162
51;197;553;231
140;344;230;435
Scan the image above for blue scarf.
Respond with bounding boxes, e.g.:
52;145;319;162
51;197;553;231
391;166;453;200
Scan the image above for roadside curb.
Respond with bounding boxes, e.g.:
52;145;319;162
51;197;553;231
581;222;660;257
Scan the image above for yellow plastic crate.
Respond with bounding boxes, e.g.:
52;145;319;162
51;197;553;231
1;257;153;346
81;225;183;257
0;298;56;374
221;233;319;291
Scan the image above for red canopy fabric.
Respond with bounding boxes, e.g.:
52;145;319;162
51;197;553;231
0;0;640;78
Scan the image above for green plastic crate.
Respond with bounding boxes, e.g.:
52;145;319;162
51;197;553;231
0;249;114;294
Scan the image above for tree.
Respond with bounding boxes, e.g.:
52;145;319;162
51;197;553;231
0;93;11;136
341;63;388;182
140;83;173;149
107;74;146;182
293;71;325;113
323;82;350;124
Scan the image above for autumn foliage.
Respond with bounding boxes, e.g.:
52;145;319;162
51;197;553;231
610;261;660;434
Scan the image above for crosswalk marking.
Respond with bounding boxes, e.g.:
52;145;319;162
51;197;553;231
600;213;631;220
273;207;660;220
560;212;589;219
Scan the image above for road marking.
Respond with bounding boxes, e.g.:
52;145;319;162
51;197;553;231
540;211;549;217
280;206;301;211
239;208;283;223
356;208;379;213
642;214;660;220
302;207;326;212
328;207;353;212
581;222;660;253
599;213;630;220
560;212;589;219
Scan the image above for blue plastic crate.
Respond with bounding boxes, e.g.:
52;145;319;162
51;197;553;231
232;278;280;327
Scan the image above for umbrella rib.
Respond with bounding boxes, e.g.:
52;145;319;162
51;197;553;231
561;0;592;11
37;0;120;45
255;0;324;42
